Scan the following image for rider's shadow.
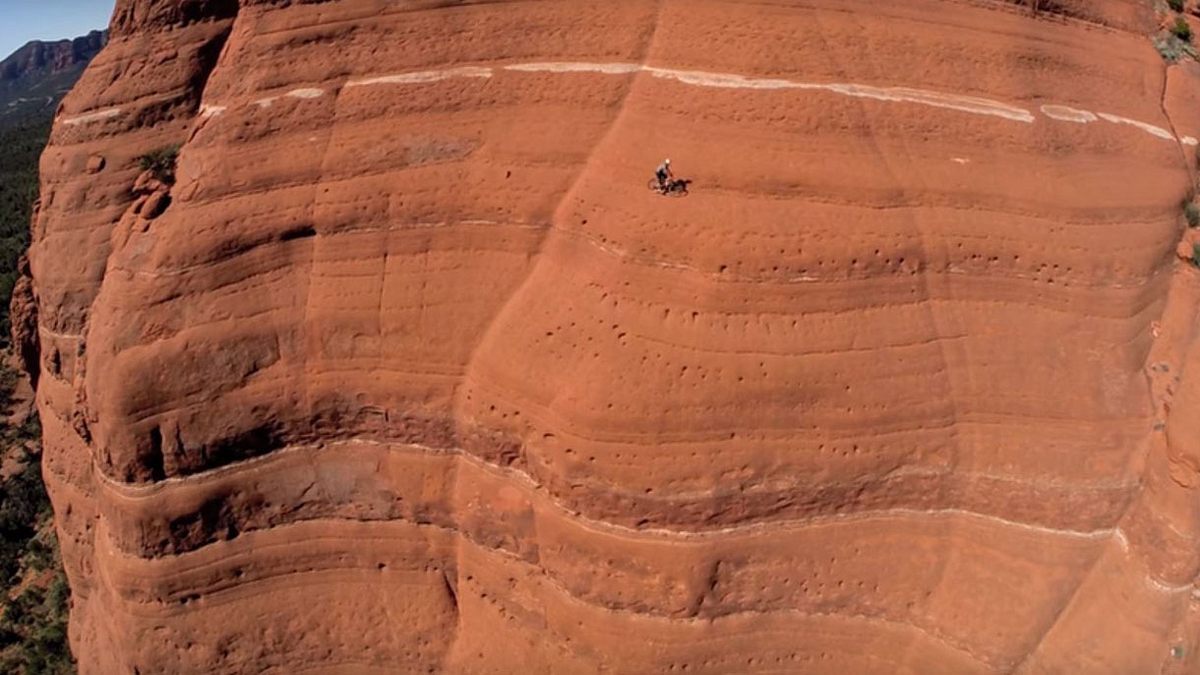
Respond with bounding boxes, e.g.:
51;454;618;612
651;177;692;197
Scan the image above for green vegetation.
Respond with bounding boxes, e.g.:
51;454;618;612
1157;0;1197;61
0;361;72;673
0;83;77;675
1155;32;1197;61
137;144;180;186
1186;202;1200;228
0;114;51;345
1194;243;1200;268
1173;17;1194;42
0;570;72;675
0;41;89;675
0;441;48;588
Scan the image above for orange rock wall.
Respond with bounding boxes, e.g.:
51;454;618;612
18;0;1200;672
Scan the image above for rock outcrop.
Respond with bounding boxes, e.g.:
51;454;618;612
19;0;1200;672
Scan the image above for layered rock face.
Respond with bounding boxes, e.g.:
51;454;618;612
18;0;1200;672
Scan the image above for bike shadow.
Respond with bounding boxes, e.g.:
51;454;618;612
647;177;693;197
653;178;692;197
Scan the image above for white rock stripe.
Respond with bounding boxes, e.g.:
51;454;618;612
253;87;327;109
63;61;1193;148
826;82;1036;123
345;65;493;87
1040;104;1098;123
61;107;121;125
286;88;324;99
348;62;1193;144
662;68;1038;122
506;61;1035;122
506;62;640;75
1112;528;1197;595
1040;104;1180;141
1096;112;1176;141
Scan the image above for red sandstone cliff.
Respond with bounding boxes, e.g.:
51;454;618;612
17;0;1200;672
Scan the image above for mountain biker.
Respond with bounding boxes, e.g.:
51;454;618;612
654;158;674;192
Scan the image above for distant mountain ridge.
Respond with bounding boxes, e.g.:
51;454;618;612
1;30;107;81
0;30;107;120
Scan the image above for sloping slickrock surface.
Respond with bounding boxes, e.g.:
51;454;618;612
17;0;1200;672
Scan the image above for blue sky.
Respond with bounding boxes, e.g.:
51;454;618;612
0;0;115;61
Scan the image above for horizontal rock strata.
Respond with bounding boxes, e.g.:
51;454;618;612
18;0;1200;672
